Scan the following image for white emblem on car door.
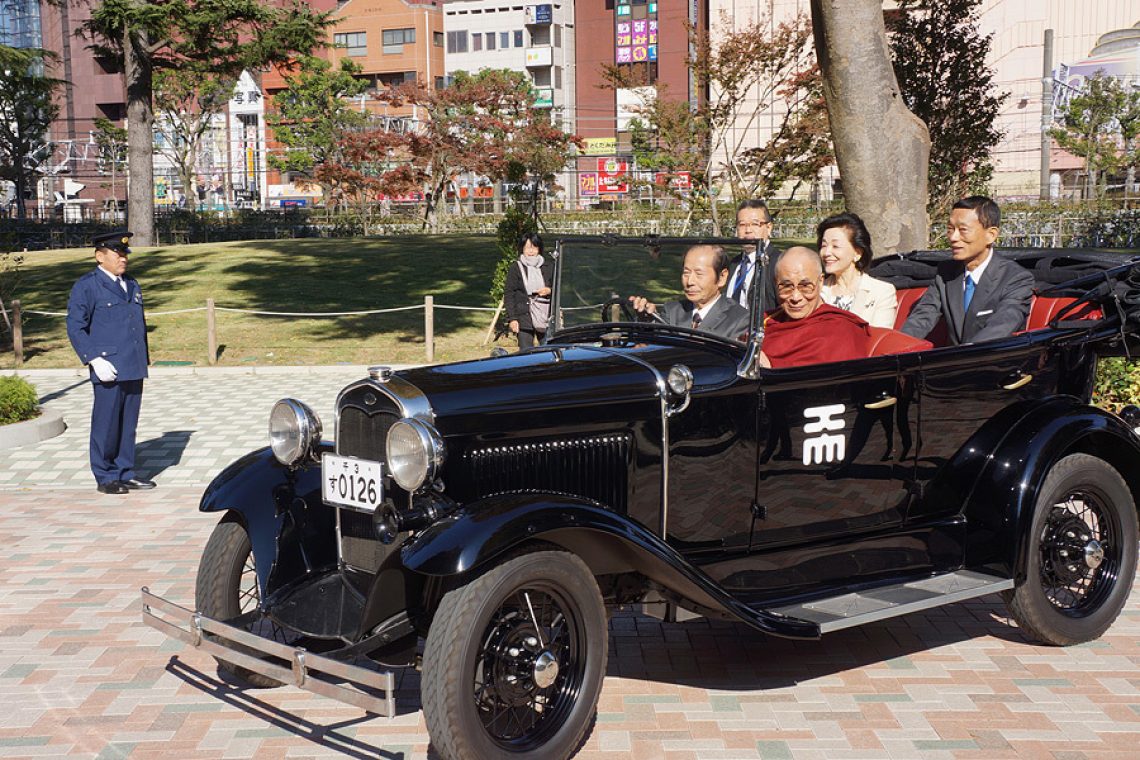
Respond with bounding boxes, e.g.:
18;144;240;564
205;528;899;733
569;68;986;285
803;404;846;465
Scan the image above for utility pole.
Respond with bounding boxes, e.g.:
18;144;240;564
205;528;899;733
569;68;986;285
1040;28;1054;201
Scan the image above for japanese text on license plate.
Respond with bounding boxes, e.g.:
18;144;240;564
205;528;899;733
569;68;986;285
322;453;383;511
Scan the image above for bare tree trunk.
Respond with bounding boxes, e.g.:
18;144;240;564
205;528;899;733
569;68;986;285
124;30;155;245
811;0;930;255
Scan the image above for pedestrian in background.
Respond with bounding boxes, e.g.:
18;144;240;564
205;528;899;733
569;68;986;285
504;232;553;350
65;230;156;495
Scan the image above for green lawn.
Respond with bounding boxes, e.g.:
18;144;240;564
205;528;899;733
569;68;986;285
4;235;511;369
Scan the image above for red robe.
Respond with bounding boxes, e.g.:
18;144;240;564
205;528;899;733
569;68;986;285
762;303;871;368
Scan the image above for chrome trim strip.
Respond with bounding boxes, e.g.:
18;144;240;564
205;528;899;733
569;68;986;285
336;374;435;428
140;587;396;717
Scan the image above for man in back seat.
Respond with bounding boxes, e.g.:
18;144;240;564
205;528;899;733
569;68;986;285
901;196;1033;346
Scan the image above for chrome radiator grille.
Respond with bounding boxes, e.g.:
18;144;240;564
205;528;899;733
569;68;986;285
463;433;632;511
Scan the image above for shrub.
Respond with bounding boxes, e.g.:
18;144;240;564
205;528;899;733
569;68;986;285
1093;357;1140;413
0;375;38;425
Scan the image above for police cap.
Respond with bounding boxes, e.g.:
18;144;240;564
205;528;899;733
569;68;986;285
93;230;133;254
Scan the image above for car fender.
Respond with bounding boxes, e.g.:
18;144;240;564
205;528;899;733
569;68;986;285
398;493;820;639
199;443;336;602
961;397;1140;578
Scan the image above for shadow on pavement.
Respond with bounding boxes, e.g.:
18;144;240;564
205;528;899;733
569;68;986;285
164;656;414;759
605;596;1027;689
136;430;194;479
39;378;88;403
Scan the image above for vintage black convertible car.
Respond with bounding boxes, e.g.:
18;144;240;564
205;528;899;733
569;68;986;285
142;236;1140;760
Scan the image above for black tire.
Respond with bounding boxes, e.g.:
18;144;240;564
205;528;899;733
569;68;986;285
194;517;282;688
1005;453;1138;646
421;551;607;760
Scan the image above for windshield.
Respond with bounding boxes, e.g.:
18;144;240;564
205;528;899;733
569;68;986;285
553;236;762;342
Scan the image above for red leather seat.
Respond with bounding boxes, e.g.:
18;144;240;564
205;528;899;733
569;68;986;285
1025;296;1103;331
867;326;933;357
893;287;927;330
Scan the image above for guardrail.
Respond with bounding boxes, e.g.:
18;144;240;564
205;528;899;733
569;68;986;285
5;296;498;368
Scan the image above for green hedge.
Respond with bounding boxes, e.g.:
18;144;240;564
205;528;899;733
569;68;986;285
1093;358;1140;412
0;375;38;425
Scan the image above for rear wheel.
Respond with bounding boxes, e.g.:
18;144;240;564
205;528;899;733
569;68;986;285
1005;454;1138;645
421;550;607;760
195;517;281;687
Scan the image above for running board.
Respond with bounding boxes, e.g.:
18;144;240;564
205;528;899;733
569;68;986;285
768;570;1014;634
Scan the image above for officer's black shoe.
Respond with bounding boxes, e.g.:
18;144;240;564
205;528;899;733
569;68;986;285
123;478;157;490
97;481;129;495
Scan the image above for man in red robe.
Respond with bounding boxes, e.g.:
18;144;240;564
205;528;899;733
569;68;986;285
760;246;871;368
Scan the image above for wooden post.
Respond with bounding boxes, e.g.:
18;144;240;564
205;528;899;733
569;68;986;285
483;298;504;345
12;299;23;368
424;295;434;363
206;298;217;365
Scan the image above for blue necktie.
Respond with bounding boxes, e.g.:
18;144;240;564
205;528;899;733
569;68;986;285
963;275;975;313
732;258;751;301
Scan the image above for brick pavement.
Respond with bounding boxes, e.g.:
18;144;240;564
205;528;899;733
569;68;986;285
2;368;1139;759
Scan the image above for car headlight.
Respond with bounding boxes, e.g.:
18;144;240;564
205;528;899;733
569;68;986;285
386;417;444;492
268;398;322;466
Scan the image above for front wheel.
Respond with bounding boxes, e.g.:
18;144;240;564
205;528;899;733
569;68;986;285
421;550;607;760
194;517;281;688
1005;453;1138;645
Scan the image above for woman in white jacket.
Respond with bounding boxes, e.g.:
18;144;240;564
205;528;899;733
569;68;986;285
817;212;898;328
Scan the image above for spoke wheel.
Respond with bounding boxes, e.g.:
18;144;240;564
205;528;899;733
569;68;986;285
422;550;606;760
1005;454;1137;646
195;517;282;687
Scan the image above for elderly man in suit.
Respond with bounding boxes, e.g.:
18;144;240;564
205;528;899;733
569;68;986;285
902;196;1034;346
66;230;155;495
629;244;750;341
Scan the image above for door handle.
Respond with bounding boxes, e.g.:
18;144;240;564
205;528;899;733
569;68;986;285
1001;373;1033;390
864;395;897;409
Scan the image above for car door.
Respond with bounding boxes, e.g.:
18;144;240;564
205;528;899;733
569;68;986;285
692;354;920;595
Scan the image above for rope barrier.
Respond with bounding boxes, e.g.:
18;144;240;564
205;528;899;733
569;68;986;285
24;303;498;318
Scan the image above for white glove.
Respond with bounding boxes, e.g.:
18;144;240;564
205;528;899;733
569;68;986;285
89;356;118;383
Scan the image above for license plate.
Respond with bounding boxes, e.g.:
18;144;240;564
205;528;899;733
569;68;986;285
322;454;384;511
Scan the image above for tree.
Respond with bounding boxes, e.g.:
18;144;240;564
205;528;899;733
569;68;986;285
888;0;1007;216
266;55;368;211
1117;86;1140;197
377;69;571;231
811;0;930;255
601;12;824;233
504;112;583;223
1050;71;1132;199
93;116;128;211
81;0;332;246
0;46;62;220
153;67;234;209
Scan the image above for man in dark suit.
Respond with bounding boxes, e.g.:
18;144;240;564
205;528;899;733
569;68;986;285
901;196;1033;346
629;244;750;341
728;200;780;312
66;230;156;495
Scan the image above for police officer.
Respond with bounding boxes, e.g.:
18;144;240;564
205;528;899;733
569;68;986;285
66;231;156;494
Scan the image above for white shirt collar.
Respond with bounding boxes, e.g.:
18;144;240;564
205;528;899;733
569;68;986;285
98;265;122;284
694;294;721;321
966;248;993;285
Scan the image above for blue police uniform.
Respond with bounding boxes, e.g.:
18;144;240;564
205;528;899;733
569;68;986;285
66;235;150;489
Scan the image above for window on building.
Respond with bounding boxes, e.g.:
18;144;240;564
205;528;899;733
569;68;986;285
555;66;562;89
379;71;417;88
435;75;450;90
334;32;367;57
434;31;444;47
500;31;510;49
473;33;482;52
447;30;468;53
554;24;561;48
486;32;496;50
383;28;415;54
514;30;523;47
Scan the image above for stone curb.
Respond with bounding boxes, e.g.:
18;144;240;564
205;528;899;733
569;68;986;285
0;405;66;448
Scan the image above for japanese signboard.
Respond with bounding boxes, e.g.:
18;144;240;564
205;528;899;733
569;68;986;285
579;172;599;197
597;158;629;194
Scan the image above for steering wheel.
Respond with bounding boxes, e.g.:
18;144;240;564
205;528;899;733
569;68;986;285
601;293;641;323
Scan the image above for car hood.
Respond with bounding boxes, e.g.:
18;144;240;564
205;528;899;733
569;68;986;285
395;342;739;436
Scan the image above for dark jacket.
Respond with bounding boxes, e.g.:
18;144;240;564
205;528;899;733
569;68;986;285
504;258;555;332
66;268;150;382
901;252;1034;345
659;295;750;341
728;242;781;313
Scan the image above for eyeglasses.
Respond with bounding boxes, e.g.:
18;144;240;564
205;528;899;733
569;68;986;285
736;221;772;229
776;280;819;298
